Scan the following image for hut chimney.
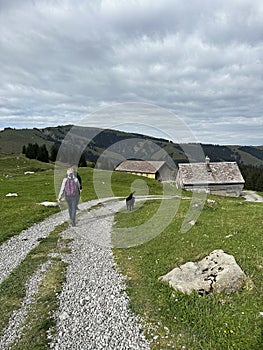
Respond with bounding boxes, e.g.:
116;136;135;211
205;156;210;165
205;156;212;172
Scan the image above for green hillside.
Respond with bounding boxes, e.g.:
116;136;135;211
0;125;262;167
0;127;53;153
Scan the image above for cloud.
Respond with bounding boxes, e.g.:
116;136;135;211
0;0;262;145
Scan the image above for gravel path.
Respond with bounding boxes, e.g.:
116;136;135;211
0;212;66;285
49;200;150;349
0;198;151;349
0;198;119;284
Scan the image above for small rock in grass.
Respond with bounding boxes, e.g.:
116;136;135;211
38;201;59;207
6;193;18;197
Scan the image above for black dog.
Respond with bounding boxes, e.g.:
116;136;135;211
126;191;135;211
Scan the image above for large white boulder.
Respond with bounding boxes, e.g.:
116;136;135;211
160;249;246;295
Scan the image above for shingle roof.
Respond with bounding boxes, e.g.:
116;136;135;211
178;162;245;185
115;160;166;174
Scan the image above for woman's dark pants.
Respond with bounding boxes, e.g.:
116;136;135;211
66;195;78;226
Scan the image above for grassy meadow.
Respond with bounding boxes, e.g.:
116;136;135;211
113;197;263;349
0;155;57;242
0;154;262;349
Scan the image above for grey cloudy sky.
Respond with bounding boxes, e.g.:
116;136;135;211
0;0;263;145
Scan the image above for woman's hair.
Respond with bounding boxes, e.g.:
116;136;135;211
67;167;74;176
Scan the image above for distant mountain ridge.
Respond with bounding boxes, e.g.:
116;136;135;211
0;125;263;168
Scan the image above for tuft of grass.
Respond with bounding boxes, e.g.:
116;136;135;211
113;196;263;349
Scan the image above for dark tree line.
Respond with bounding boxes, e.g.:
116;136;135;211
22;142;87;167
22;143;49;163
240;164;263;192
49;143;61;162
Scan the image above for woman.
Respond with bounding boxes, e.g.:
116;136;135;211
58;167;80;226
